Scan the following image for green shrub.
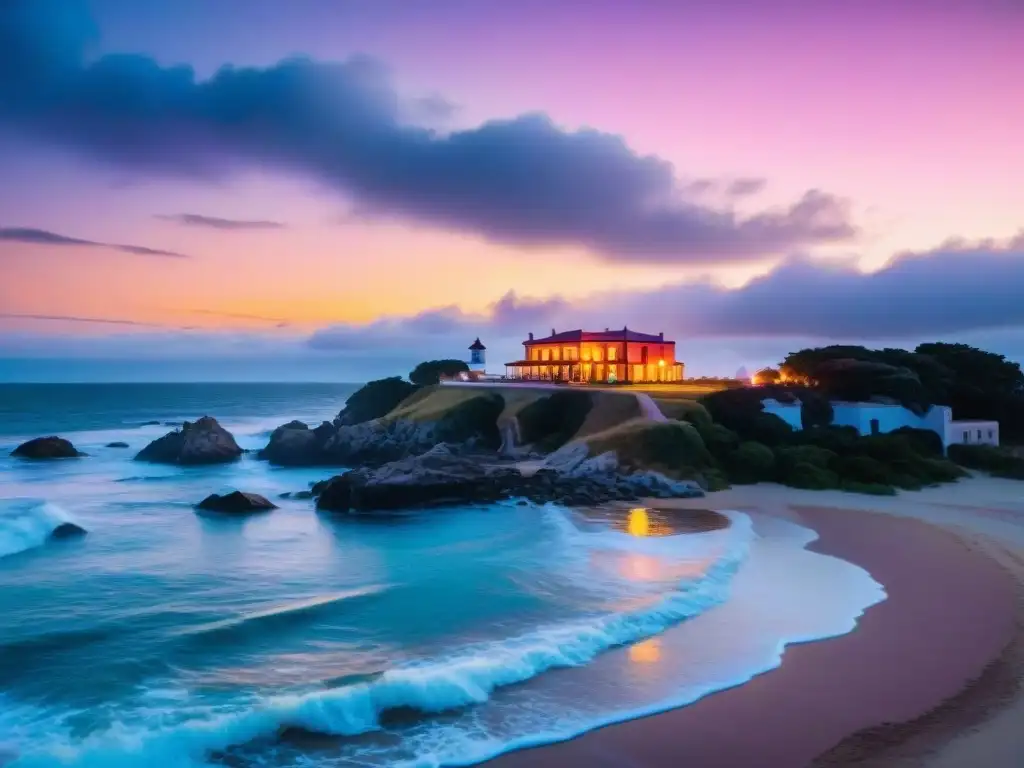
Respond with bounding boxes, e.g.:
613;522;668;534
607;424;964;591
750;412;796;446
890;426;944;457
704;423;740;460
517;391;594;451
834;454;894;485
434;393;505;447
948;444;1024;479
915;457;967;483
588;421;712;478
726;441;776;484
796;425;861;454
672;400;714;434
338;377;419;425
700;388;771;432
840;481;898;496
776;444;837;470
702;468;732;492
409;359;471;386
855;434;919;463
781;462;839;490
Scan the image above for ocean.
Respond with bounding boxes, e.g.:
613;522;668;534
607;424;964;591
0;383;885;767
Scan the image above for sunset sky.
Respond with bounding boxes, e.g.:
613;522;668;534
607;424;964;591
1;0;1022;381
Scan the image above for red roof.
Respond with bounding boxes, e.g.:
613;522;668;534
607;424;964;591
468;337;486;350
524;329;672;345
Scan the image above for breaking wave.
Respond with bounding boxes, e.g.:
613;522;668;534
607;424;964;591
0;499;84;560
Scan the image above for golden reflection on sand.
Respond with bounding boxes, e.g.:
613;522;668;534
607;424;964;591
627;507;650;537
628;637;662;664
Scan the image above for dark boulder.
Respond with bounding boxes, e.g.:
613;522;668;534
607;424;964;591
258;421;328;466
11;437;84;459
196;491;277;514
135;417;242;465
49;522;87;539
106;441;130;448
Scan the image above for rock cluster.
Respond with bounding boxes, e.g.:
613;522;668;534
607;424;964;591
313;444;702;513
259;418;440;467
135;417;242;465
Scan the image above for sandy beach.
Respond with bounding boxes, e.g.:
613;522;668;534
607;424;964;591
488;477;1024;768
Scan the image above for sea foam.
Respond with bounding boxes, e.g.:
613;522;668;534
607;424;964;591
0;499;83;560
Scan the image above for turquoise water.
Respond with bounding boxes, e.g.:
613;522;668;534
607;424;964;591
0;384;886;767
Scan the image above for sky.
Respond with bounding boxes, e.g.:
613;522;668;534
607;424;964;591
1;0;1022;382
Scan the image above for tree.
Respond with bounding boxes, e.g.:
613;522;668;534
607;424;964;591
916;342;1024;439
754;367;781;385
409;359;470;385
337;377;418;425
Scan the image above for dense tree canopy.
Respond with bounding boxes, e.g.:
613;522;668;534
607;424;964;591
337;376;418;425
778;342;1024;438
409;359;470;385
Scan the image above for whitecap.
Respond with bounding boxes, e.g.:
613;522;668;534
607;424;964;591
0;499;85;559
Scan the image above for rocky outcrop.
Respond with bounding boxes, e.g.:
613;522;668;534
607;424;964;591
49;521;87;539
11;437;84;459
196;491;277;514
314;444;702;513
261;397;505;470
135;417;242;465
106;441;129;448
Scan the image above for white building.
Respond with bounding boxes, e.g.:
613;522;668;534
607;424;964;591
468;338;487;373
761;399;999;453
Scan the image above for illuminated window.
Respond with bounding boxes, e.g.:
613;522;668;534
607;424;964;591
592;347;603;362
582;347;591;361
607;346;617;361
552;347;561;361
541;348;550;361
531;348;540;361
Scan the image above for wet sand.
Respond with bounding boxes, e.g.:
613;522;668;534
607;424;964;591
487;498;1022;768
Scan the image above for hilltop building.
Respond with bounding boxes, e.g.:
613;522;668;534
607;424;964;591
504;327;684;383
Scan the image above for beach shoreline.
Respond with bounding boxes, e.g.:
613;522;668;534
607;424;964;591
487;483;1024;768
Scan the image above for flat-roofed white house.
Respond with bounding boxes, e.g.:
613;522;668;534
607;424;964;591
760;399;999;453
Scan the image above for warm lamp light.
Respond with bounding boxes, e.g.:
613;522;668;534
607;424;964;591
658;359;665;367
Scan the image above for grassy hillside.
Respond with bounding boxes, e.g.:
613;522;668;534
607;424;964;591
385;384;650;447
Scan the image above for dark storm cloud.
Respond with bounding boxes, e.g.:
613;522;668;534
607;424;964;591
307;233;1024;346
0;227;189;258
0;0;855;263
157;214;287;231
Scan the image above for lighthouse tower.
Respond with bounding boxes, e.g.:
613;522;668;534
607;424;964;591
468;338;487;373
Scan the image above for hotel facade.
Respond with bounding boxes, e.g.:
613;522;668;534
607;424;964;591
504;328;684;383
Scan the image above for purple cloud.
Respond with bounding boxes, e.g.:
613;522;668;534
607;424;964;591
0;227;189;258
308;232;1024;347
725;177;767;197
0;0;855;264
157;214;286;231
